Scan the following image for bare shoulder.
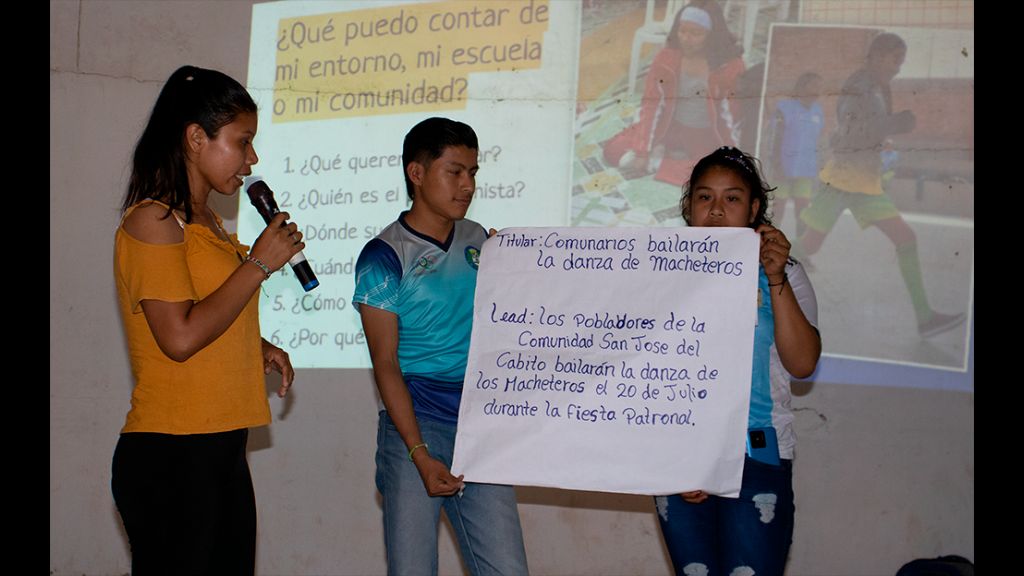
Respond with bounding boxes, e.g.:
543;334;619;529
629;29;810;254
121;202;184;245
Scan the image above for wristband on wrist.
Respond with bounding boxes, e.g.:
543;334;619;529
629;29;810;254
408;443;429;461
245;255;272;279
767;272;788;295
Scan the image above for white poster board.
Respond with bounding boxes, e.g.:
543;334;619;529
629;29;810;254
452;227;760;496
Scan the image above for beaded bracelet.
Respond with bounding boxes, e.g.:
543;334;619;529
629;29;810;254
245;255;272;279
767;272;788;295
408;443;429;461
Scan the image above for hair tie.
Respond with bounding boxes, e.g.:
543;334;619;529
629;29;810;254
678;6;712;31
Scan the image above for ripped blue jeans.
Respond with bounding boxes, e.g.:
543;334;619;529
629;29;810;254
655;457;794;576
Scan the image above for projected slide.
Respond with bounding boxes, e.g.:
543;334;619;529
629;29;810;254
242;0;580;368
242;0;973;390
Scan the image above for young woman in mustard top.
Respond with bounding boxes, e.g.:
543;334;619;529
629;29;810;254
112;65;303;574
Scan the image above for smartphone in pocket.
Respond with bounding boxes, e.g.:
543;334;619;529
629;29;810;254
747;427;781;466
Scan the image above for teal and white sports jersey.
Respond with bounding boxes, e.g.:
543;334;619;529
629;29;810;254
353;213;487;424
750;260;818;459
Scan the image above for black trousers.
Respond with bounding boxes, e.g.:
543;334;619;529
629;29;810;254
112;429;256;575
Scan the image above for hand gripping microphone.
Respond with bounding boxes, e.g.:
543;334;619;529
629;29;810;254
246;179;319;292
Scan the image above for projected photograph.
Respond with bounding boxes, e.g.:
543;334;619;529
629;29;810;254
572;0;780;227
571;3;973;386
757;23;973;376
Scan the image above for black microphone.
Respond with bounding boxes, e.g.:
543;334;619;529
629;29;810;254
246;179;319;292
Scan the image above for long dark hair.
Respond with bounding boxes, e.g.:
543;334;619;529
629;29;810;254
665;0;743;69
122;65;257;222
680;146;774;228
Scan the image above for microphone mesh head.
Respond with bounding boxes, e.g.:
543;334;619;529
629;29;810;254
246;179;271;202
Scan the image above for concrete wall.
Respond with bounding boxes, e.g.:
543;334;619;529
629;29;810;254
50;1;973;574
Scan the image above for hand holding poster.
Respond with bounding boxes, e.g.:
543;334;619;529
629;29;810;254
452;227;760;496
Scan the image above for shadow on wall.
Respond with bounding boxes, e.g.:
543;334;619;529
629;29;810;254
517;485;655;513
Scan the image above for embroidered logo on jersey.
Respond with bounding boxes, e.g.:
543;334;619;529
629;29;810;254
414;254;437;274
465;246;480;270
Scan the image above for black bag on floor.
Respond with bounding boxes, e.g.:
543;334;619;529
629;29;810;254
896;555;974;576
